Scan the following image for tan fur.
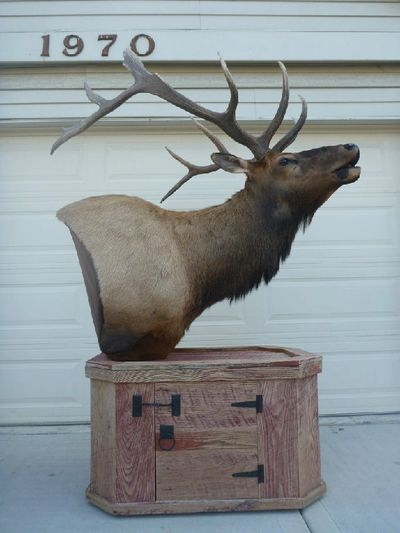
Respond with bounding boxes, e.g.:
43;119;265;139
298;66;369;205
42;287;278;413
58;195;193;358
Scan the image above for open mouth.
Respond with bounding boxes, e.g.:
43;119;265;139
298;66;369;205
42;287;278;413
335;151;361;183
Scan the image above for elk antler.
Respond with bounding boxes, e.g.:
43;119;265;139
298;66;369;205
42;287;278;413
51;49;307;198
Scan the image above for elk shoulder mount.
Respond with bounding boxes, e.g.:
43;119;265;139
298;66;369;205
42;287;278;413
52;50;361;361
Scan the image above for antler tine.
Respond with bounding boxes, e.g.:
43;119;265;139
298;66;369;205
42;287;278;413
218;53;239;118
85;82;107;107
192;119;229;153
272;96;307;152
257;61;289;149
217;55;264;158
161;118;232;202
161;147;219;203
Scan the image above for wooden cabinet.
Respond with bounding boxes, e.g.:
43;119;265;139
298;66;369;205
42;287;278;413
86;347;325;515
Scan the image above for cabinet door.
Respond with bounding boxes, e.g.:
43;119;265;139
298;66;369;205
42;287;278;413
155;382;260;501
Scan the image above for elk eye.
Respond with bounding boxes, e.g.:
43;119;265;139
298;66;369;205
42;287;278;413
279;158;298;166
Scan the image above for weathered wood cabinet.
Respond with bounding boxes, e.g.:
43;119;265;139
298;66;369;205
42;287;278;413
85;347;325;515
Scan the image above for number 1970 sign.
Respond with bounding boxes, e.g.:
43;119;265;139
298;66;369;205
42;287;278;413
40;33;155;57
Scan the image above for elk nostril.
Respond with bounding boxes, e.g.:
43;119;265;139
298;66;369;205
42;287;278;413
344;143;357;151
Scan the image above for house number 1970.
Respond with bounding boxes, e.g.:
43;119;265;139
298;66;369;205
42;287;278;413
40;33;155;57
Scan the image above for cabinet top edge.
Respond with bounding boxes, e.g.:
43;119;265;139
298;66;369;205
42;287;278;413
85;346;322;378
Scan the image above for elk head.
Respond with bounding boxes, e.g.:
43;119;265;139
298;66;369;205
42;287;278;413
212;143;360;229
52;50;361;361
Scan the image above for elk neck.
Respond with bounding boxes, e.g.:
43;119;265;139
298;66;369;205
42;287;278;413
177;183;308;316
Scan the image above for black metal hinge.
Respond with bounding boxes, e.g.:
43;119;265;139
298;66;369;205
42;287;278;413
132;394;181;417
232;464;264;483
231;394;263;413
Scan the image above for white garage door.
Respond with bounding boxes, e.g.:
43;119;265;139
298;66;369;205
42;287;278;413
0;125;399;424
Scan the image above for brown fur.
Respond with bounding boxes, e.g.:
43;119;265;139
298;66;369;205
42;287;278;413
58;144;360;360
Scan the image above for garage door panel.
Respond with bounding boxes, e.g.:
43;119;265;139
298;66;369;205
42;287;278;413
190;299;246;327
0;282;95;348
278;256;400;277
0;212;72;249
262;321;400;348
0;359;89;424
0;127;399;423
0;138;86;197
104;138;181;175
318;351;400;415
263;308;400;340
321;351;400;390
0;138;82;180
0;361;83;404
189;290;266;336
354;136;399;194
0;252;79;276
0;284;82;326
0;340;98;360
0;135;104;196
266;277;399;320
296;202;398;250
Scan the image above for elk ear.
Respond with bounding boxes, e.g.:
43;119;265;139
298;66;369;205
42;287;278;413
211;153;248;174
